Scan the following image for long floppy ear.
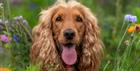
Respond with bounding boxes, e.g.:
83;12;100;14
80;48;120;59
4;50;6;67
78;5;103;71
30;6;64;70
30;9;55;63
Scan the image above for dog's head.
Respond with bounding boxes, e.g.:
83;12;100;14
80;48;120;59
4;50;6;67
31;0;103;70
51;3;86;66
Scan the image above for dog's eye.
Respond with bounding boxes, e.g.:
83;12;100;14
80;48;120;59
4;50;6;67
56;16;62;22
76;16;83;22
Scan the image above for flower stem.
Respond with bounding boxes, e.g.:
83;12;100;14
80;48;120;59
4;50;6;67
117;24;130;51
6;0;11;20
103;61;110;71
115;24;130;70
120;20;126;34
2;1;9;33
18;20;32;40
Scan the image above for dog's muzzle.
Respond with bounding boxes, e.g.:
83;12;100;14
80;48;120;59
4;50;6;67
64;29;75;40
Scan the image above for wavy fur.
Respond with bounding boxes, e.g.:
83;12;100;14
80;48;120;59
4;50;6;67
30;0;103;71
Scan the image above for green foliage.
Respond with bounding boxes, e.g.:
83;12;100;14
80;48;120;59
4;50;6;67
0;0;31;70
25;64;40;71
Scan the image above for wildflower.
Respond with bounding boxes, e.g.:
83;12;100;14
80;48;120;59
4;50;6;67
127;26;135;33
130;33;135;38
0;3;3;8
23;20;28;26
0;35;9;43
23;20;32;31
124;14;137;23
11;0;22;5
0;19;3;24
29;3;38;10
18;16;23;20
0;67;11;71
135;24;140;31
13;35;19;42
124;40;129;46
124;14;131;21
14;16;23;21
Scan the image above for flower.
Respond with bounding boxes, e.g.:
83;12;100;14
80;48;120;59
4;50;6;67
0;35;9;43
0;3;3;8
11;0;22;5
130;33;135;38
127;24;140;33
14;16;23;21
23;20;32;32
135;24;140;31
13;35;19;42
124;40;129;46
0;67;11;71
29;3;38;10
124;14;131;21
124;14;137;23
127;26;135;33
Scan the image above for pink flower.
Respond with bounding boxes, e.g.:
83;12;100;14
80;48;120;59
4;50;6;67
0;35;9;43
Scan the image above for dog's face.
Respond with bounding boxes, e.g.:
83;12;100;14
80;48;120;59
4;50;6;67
52;7;85;45
31;1;103;70
52;6;85;66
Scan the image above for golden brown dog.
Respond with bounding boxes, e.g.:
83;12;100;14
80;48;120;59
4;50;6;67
30;0;103;71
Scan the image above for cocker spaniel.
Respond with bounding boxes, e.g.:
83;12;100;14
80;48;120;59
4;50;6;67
30;0;103;71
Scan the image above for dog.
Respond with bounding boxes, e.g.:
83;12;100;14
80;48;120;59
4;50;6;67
30;0;103;71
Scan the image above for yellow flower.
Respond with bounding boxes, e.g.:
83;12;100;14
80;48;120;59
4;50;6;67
0;68;11;71
128;26;135;33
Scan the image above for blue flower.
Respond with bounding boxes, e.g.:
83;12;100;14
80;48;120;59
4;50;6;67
29;3;38;10
13;35;19;42
124;14;137;23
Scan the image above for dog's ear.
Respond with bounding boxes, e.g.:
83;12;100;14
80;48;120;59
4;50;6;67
30;8;57;63
30;8;54;62
78;5;103;71
30;5;65;70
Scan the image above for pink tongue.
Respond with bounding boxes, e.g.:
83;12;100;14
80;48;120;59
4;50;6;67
61;45;77;65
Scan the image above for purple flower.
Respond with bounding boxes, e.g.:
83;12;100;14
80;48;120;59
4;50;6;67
14;16;23;21
11;0;22;5
0;35;9;43
124;14;137;23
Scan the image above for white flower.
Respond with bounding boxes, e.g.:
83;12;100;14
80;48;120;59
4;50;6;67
0;3;3;8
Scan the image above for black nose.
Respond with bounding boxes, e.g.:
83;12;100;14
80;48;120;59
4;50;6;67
64;29;75;40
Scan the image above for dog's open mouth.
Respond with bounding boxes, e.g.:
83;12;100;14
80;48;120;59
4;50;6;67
61;43;77;66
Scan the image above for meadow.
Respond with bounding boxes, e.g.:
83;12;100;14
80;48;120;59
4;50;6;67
0;0;140;71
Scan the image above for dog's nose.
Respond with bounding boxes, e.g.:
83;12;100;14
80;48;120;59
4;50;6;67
64;29;75;40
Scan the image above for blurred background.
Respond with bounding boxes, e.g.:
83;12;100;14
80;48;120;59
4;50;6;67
0;0;140;71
